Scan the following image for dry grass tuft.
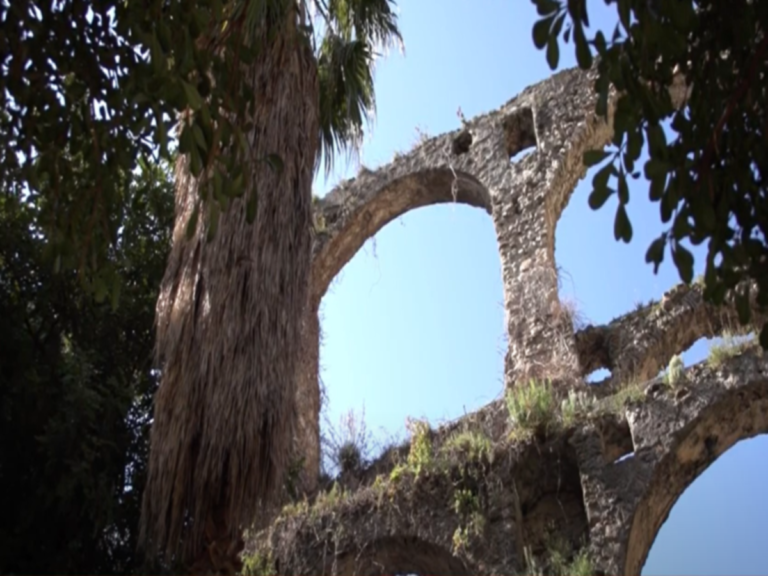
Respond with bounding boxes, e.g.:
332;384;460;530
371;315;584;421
707;332;756;367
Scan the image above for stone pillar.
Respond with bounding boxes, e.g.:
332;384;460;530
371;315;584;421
493;155;582;389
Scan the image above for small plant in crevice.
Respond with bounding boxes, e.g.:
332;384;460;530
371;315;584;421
371;473;392;506
506;378;558;437
707;332;756;367
389;462;408;484
551;546;593;576
663;354;685;387
405;417;434;476
338;441;363;474
279;497;310;519
560;388;598;426
522;536;594;576
321;405;374;480
451;488;485;553
310;481;348;519
556;296;588;332
283;456;304;502
240;551;276;576
441;429;493;464
607;379;646;413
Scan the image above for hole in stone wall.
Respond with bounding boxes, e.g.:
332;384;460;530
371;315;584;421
586;368;611;384
452;130;473;155
319;204;504;478
642;436;768;576
502;107;536;162
613;451;635;465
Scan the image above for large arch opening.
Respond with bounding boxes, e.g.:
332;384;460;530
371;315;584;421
625;377;768;575
642;435;768;575
318;202;504;476
301;168;503;486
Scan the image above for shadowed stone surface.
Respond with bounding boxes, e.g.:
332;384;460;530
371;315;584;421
261;64;765;576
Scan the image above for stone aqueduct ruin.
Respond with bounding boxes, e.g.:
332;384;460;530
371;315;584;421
247;66;768;575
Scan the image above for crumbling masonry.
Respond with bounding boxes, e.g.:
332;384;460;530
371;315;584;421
247;66;768;575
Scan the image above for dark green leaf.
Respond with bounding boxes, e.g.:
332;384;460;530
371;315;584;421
583;149;610;167
614;204;633;242
646;124;667;157
649;175;665;201
645;235;667;272
193;123;208;152
533;16;555;50
181;80;204;111
617;0;630;30
617;172;629;205
644;158;670;179
546;36;560;70
672;243;694;284
535;0;560;16
574;25;593;69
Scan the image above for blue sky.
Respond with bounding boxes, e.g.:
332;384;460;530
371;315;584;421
312;1;768;574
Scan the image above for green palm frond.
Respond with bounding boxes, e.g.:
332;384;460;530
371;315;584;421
317;35;374;176
312;0;403;176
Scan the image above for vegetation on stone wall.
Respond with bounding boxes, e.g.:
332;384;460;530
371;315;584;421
531;0;768;345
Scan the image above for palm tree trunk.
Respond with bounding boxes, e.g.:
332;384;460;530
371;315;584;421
140;6;319;571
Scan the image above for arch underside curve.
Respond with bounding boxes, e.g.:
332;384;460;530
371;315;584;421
310;168;491;308
336;535;470;576
624;356;768;575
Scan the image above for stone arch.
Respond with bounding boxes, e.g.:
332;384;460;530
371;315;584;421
309;168;492;309
624;376;768;575
292;168;493;494
335;535;471;576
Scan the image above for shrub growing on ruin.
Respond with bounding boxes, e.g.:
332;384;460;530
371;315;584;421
506;378;558;434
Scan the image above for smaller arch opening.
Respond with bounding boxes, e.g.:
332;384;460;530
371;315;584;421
502;107;537;162
335;535;470;576
627;377;768;575
586;367;611;384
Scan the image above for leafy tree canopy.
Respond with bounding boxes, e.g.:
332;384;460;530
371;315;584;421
530;0;768;344
1;0;401;301
0;154;175;574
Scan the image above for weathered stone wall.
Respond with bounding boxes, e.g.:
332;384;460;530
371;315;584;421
262;64;768;575
252;348;768;575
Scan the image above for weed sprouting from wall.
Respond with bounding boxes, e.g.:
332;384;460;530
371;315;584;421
240;552;276;576
560;389;598;427
708;332;757;367
321;405;375;479
522;537;594;576
506;378;558;435
663;354;685;387
441;429;493;463
405;417;434;476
